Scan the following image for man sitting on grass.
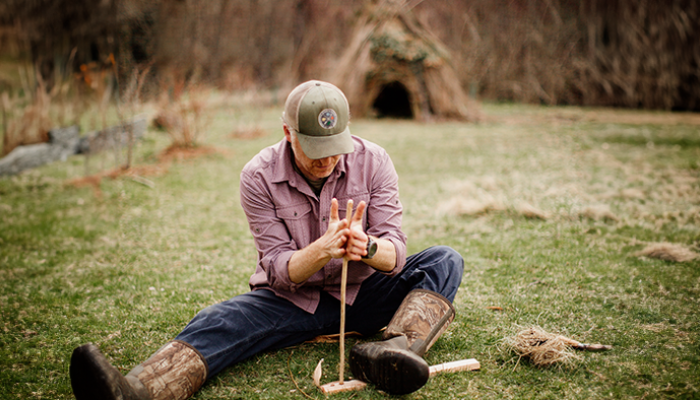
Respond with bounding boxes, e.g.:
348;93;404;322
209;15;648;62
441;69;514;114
69;80;464;399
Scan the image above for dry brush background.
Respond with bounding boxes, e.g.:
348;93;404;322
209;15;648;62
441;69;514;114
1;0;698;108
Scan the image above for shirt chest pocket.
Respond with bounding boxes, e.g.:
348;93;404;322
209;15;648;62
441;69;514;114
276;203;314;247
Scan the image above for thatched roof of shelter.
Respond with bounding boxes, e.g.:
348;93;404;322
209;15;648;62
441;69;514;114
330;1;480;122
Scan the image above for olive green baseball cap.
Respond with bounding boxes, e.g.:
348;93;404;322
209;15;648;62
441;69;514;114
282;80;354;159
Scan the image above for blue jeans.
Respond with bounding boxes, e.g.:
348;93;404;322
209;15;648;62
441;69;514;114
176;245;464;377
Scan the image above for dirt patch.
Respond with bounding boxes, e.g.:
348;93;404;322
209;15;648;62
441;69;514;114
157;144;224;163
66;145;226;198
228;126;268;140
66;164;168;198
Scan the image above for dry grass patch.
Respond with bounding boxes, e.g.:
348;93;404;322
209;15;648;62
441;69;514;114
618;188;645;200
515;201;548;220
439;196;502;217
578;205;619;222
635;242;699;262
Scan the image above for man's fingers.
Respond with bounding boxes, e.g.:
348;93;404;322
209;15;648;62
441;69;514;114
329;198;340;222
351;201;366;223
326;227;349;259
333;227;349;242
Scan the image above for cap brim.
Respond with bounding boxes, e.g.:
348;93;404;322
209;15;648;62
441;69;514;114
296;126;354;159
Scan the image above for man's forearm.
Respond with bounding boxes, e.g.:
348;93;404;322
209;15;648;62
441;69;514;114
362;236;396;272
288;241;332;284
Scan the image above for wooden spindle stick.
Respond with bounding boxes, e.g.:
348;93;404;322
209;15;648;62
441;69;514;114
339;256;348;385
339;199;355;385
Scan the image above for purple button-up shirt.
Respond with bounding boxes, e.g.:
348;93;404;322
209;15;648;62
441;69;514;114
240;135;407;314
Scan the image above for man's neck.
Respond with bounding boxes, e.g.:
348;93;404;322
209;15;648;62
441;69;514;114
292;156;327;197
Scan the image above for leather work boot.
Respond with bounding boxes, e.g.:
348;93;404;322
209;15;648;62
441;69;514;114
70;340;208;400
349;289;455;395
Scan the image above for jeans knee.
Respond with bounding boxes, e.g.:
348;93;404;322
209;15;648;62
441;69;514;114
200;303;222;316
433;245;464;272
431;246;464;294
189;303;229;326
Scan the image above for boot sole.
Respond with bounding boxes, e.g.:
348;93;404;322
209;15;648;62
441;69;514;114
350;347;429;395
70;344;129;400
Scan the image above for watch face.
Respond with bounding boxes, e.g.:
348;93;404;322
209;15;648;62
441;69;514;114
367;238;378;259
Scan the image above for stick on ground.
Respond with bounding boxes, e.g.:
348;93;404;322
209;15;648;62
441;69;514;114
319;358;480;394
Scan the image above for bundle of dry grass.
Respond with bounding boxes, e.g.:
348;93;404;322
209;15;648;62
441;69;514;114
635;243;699;263
504;326;611;368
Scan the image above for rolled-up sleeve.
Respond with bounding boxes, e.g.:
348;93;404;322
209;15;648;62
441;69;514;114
366;151;407;276
240;169;303;293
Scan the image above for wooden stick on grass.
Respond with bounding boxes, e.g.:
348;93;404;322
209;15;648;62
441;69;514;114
338;199;355;385
339;256;348;385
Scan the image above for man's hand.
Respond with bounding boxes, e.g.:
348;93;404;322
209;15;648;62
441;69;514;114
288;198;349;283
344;199;397;272
344;200;368;261
321;198;351;259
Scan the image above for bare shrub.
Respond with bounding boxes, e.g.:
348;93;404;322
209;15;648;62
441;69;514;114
116;65;152;169
2;78;52;156
416;0;700;111
75;60;116;132
154;72;211;149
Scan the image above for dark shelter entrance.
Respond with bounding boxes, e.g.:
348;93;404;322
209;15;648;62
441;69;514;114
372;82;413;118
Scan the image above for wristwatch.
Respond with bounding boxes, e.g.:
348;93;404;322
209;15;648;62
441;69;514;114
363;236;378;259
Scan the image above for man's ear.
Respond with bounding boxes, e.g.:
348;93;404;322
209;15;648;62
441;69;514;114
283;125;292;143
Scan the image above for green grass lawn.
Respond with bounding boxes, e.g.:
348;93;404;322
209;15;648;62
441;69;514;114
1;101;699;399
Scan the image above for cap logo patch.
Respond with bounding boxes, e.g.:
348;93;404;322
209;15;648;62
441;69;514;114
318;109;338;129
